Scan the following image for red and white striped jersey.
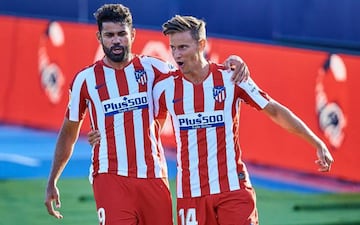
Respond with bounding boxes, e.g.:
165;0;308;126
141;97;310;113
66;55;174;181
153;63;270;198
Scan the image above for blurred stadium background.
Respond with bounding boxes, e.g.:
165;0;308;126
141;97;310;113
1;0;360;224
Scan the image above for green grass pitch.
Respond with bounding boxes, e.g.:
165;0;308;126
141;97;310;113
0;178;359;225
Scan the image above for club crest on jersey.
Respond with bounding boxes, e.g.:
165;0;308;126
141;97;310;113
213;86;226;102
134;69;147;85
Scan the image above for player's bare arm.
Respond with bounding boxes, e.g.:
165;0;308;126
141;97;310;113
262;99;334;172
45;118;82;219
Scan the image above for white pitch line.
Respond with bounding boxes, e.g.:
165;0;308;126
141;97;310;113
0;153;41;167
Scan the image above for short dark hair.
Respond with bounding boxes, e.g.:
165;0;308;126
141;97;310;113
93;4;133;31
162;15;206;41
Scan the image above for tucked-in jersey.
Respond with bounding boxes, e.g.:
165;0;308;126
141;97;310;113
66;55;174;181
153;63;270;198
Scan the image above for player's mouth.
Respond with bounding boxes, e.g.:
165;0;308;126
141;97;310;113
177;61;184;68
111;46;124;54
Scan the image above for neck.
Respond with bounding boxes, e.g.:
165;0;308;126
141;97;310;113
184;58;209;84
103;53;133;70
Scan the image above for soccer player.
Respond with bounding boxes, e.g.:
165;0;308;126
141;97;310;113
152;15;334;225
44;4;249;225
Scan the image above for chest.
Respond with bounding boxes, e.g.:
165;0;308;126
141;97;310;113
166;79;235;116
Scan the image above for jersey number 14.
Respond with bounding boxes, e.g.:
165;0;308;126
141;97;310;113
178;208;198;225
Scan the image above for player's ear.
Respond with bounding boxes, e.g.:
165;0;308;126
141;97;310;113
131;28;136;42
198;39;206;51
96;31;101;42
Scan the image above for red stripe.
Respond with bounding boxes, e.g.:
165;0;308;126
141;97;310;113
174;77;191;197
79;82;89;120
86;78;101;176
87;82;98;130
156;92;168;178
79;79;104;177
194;83;209;196
94;63;118;174
133;57;155;177
212;64;230;192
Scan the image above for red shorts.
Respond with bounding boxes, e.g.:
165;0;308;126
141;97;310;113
92;173;173;225
177;187;258;225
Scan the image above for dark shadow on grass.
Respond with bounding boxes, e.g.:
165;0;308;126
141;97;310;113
304;222;360;225
293;202;360;211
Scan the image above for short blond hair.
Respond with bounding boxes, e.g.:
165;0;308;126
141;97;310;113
162;15;206;41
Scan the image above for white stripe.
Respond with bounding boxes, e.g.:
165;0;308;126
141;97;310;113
188;128;200;197
239;77;268;109
68;72;87;121
207;129;220;194
142;61;164;177
203;75;214;111
86;97;95;183
159;78;184;198
125;64;148;177
87;68;109;173
86;70;100;177
175;111;183;198
203;76;220;194
103;66;129;176
224;80;240;190
182;82;201;197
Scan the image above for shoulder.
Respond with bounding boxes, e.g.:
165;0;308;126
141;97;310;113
210;62;230;75
70;61;98;87
77;62;96;75
153;71;177;97
139;55;176;73
209;62;233;82
211;62;227;71
154;72;175;87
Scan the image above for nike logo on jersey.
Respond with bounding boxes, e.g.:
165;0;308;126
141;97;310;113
172;98;183;103
238;172;246;180
95;83;106;90
102;92;148;116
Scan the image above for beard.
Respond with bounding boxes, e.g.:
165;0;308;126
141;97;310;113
102;44;129;63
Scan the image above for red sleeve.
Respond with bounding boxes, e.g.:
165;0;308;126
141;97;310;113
156;91;168;128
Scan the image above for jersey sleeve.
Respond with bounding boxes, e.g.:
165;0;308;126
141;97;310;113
237;77;270;110
65;72;88;121
141;55;176;80
153;77;170;122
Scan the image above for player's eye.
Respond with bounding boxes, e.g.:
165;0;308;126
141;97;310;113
104;33;114;38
